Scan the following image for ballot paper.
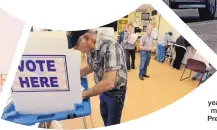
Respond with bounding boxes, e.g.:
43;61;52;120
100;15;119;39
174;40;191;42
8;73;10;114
11;32;82;114
128;33;138;45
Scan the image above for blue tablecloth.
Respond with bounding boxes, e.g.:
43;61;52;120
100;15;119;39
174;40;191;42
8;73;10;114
1;77;91;126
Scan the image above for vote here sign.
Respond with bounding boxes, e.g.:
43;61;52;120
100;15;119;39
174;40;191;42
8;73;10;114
12;55;70;92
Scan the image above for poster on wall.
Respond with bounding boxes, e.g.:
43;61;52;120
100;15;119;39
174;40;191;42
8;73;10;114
141;12;150;20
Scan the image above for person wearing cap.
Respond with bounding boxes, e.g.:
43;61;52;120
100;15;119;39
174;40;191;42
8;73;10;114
156;31;174;63
67;29;127;126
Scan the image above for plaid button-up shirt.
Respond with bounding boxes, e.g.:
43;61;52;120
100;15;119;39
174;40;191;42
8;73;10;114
86;31;127;97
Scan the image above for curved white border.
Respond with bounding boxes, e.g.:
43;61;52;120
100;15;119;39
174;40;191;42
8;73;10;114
0;0;217;129
0;0;146;30
0;24;31;116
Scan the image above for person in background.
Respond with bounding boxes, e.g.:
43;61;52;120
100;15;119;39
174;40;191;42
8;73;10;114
156;31;173;63
151;23;158;40
30;26;34;32
172;35;191;70
139;24;155;80
192;51;211;83
123;24;136;71
118;24;127;45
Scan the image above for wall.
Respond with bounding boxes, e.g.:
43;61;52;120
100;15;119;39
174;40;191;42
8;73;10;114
158;15;180;41
157;15;195;64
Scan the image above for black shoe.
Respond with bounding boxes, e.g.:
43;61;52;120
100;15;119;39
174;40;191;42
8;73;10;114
139;75;144;80
143;75;150;78
192;77;196;80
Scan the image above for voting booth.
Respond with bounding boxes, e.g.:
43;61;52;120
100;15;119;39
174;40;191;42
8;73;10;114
11;31;83;114
2;31;92;128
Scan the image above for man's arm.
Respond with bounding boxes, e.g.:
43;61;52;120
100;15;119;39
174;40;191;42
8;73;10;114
80;65;93;78
123;33;130;43
82;43;121;99
140;36;151;51
82;70;116;99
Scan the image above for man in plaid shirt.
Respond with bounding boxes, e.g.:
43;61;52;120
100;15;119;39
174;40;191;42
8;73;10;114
67;29;127;126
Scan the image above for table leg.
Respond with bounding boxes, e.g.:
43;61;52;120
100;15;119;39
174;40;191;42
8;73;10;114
82;116;88;129
89;115;94;128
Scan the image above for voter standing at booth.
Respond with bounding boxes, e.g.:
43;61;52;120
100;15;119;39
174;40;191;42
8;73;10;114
172;35;191;70
67;29;128;126
156;31;173;63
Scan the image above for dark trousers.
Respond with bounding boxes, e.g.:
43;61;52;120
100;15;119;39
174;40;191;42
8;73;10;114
125;49;135;70
139;50;151;76
173;46;186;69
100;87;126;126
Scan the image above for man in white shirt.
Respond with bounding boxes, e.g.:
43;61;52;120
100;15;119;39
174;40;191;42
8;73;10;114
151;23;158;40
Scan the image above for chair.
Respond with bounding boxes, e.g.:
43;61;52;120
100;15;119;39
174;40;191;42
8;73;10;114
180;58;208;86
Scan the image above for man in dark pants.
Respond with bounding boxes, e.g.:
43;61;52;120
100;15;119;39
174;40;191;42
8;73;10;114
172;35;191;70
123;24;136;71
67;29;127;126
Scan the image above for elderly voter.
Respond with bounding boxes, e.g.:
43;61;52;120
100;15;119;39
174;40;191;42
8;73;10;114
67;29;127;126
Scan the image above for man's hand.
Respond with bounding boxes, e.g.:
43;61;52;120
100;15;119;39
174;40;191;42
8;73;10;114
151;47;156;52
148;47;152;51
81;70;117;99
82;90;88;100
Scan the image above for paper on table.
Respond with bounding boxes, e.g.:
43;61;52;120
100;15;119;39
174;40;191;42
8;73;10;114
128;33;138;45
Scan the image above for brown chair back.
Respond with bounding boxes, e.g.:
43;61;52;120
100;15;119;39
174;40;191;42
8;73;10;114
186;59;207;73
